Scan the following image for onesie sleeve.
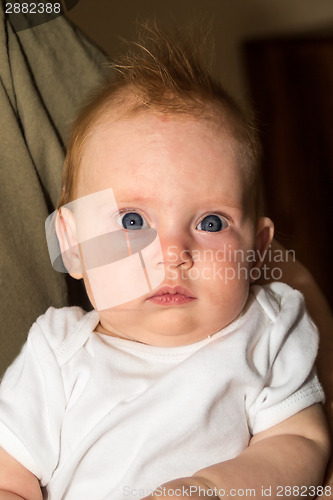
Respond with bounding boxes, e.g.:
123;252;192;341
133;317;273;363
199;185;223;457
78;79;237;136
0;315;66;485
247;282;324;435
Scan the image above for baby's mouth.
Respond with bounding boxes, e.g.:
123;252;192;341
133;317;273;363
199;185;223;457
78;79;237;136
147;285;196;306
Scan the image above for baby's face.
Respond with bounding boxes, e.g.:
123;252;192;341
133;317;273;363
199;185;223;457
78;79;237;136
73;112;268;346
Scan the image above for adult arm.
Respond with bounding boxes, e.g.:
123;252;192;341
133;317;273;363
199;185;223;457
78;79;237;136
0;3;108;376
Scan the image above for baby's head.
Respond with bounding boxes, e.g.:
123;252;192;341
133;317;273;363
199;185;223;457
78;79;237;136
54;23;274;346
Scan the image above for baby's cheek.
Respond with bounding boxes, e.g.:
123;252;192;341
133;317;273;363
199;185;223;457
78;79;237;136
196;250;251;312
200;274;249;332
209;279;250;323
194;246;252;282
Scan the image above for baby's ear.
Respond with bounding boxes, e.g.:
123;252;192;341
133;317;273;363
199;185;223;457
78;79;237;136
55;207;83;279
254;217;274;270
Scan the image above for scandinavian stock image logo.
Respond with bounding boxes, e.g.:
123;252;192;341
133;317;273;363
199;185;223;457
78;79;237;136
45;188;165;311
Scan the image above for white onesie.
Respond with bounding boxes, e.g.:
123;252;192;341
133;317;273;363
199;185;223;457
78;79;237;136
0;282;324;499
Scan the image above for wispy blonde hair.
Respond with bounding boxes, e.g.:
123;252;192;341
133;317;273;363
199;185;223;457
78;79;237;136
58;21;262;214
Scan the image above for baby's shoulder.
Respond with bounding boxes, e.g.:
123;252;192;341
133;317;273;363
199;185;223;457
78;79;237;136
32;306;99;355
250;281;306;322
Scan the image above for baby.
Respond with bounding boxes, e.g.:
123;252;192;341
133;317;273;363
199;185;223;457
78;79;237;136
0;24;329;500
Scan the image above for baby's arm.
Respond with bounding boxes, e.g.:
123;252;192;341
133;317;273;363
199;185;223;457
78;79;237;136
143;404;330;499
0;448;42;500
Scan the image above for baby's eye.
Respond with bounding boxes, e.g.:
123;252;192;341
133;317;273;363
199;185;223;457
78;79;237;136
196;214;228;232
117;211;149;230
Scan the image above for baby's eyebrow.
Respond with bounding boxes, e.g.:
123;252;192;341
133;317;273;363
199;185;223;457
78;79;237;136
111;191;246;214
113;193;156;204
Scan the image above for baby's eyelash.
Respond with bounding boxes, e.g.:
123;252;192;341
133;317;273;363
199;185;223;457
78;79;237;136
197;212;231;223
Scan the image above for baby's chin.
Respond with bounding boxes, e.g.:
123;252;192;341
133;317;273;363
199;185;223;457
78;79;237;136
95;308;238;347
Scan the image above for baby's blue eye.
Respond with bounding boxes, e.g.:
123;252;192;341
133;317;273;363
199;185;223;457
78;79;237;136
119;212;147;230
197;214;228;232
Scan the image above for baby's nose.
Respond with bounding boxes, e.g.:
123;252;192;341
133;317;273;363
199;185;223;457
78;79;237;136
159;235;194;271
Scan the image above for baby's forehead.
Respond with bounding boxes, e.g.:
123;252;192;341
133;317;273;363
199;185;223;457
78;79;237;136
75;110;251;210
83;109;238;163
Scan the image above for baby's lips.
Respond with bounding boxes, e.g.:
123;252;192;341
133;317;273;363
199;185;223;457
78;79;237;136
148;285;196;299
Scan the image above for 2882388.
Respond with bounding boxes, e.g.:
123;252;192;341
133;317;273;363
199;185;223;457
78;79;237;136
5;3;62;14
